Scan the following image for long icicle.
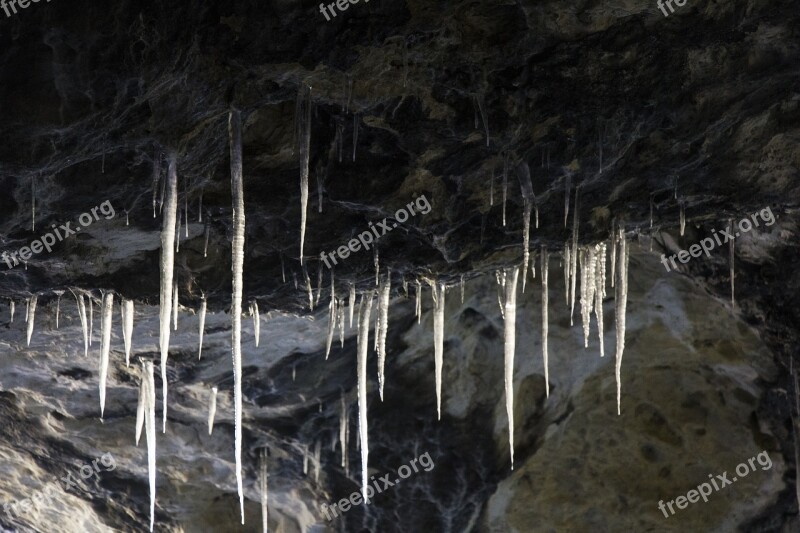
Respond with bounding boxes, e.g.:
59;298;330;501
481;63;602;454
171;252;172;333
198;296;207;359
377;272;390;400
299;85;312;265
136;365;146;446
260;448;269;533
431;281;446;420
89;294;93;345
230;109;247;524
160;153;178;433
208;386;218;435
615;229;629;415
99;292;114;419
76;293;88;356
55;291;63;329
541;248;550;397
26;295;37;346
595;243;607;357
356;291;374;501
123;299;134;367
503;266;519;469
143;360;157;532
569;186;579;325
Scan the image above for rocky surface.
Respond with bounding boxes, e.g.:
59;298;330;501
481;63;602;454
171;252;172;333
0;0;798;531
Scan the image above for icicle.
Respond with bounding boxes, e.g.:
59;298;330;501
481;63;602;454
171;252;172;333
160;152;178;433
125;210;130;226
9;299;14;323
564;174;571;228
564;244;570;306
680;201;686;236
729;218;735;307
541;248;550;397
136;366;145;446
615;229;629;415
230;109;247;524
143;360;157;532
75;293;88;356
339;392;348;468
303;444;309;475
252;301;260;347
203;222;210;258
198;296;207;359
304;269;314;310
89;295;94;345
25;297;28;323
429;281;446;420
348;283;356;328
569;187;579;325
502;266;519;469
54;291;63;329
325;279;337;360
172;280;179;331
502;153;509;226
495;270;506;320
208;386;218;435
352;113;359;162
649;195;654;229
580;246;597;348
517;162;533;293
313;440;321;483
415;280;422;324
356;291;374;501
298;85;312;265
610;218;617;288
595;243;607;357
152;148;162;218
293;272;298;290
373;247;379;286
377;273;390;400
123;299;134;367
280;255;286;284
99;292;113;419
315;261;323;307
535;204;539;229
338;297;346;348
460;274;465;304
490;169;495;206
26;295;37;346
260;448;269;533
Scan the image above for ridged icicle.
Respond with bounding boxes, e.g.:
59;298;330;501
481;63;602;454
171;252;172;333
517;162;533;293
356;291;374;501
415;280;422;323
208;386;218;435
595;243;607;357
99;292;114;418
580;247;597;348
143;360;157;532
615;229;629;415
26;295;37;346
541;248;550;397
377;272;391;400
502;266;519;469
160;153;178;433
230;109;247;524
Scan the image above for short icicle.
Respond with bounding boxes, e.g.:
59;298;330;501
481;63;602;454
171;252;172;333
26;295;37;346
198;296;207;359
123;299;134;367
252;301;260;347
208;386;218;435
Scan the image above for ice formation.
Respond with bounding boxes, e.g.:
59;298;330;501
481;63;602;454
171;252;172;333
298;85;312;265
260;448;269;533
502;266;519;469
569;187;579;325
429;281;446;420
517;162;533;293
356;291;374;501
614;229;629;415
348;283;356;328
122;299;134;367
541;248;550;397
230;109;247;524
76;292;88;356
198;296;207;359
160;152;178;434
99;292;113;419
143;360;157;532
251;301;260;347
377;273;390;400
26;295;37;346
172;281;179;331
54;291;63;329
208;386;218;435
